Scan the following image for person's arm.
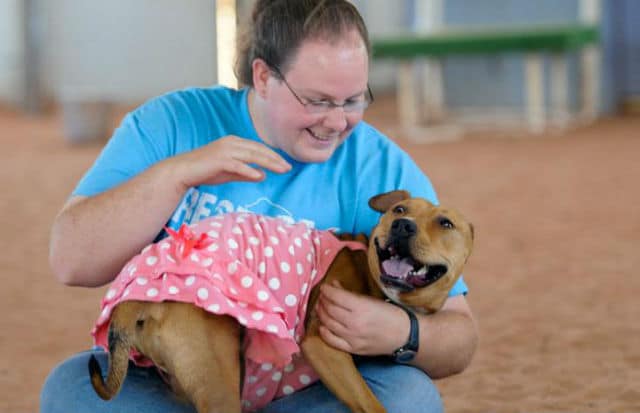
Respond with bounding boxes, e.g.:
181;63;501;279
49;137;291;287
316;284;478;378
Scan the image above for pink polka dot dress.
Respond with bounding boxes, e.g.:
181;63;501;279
92;212;366;412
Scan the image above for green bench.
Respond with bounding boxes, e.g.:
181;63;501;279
371;23;601;138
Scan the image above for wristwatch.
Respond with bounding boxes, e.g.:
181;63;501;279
388;300;420;363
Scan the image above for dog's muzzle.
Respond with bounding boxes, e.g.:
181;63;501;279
375;219;448;291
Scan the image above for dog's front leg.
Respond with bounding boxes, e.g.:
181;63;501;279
301;331;386;413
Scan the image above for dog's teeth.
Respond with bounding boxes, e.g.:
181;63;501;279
416;266;427;275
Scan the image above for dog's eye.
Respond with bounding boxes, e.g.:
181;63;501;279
438;217;455;229
393;205;406;214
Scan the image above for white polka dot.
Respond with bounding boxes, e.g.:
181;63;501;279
284;363;295;373
227;239;238;249
232;226;242;235
207;243;219;252
160;242;170;250
238;316;248;325
268;278;281;290
242;400;251;409
294;238;303;248
145;256;158;266
197;288;209;300
201;257;213;267
311;269;317;279
272;306;284;313
261;363;273;371
185;275;196;286
212;273;223;281
190;253;200;262
288;245;295;256
228;262;238;274
249;237;260;246
106;289;116;300
245;249;254;260
229;287;238;295
256;387;267;397
101;306;110;318
280;262;291;273
226;299;236;308
238;301;248;308
136;277;148;285
282;385;294;395
266;324;279;333
258;262;266;274
252;311;264;321
207;230;219;238
277;226;286;234
285;294;297;307
241;276;253;288
123;288;130;297
210;221;222;227
324;249;332;255
264;246;274;257
207;304;221;313
306;253;313;263
272;371;283;381
257;290;270;301
269;236;280;245
146;288;159;298
296;263;304;275
301;283;308;295
247;375;258;384
168;286;179;295
166;254;176;263
299;374;311;385
142;244;152;254
313;237;320;245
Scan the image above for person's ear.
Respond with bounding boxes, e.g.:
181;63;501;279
252;58;272;98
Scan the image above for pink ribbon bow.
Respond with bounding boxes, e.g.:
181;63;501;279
164;224;214;258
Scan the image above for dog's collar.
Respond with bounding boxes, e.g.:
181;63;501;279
386;299;419;363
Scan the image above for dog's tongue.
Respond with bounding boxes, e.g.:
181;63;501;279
382;257;414;279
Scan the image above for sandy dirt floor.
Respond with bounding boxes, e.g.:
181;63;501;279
1;99;639;413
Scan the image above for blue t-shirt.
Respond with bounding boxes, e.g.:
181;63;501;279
74;86;467;296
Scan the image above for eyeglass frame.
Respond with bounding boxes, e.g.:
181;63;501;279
269;65;374;114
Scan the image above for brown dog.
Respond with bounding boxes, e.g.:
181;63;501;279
89;190;474;413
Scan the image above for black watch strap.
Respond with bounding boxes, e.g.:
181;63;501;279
388;300;420;363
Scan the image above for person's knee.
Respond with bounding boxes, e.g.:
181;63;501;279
40;351;101;413
359;360;444;413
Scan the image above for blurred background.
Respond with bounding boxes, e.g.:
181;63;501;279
0;0;638;139
1;1;639;412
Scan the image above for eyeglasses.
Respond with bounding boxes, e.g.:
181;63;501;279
270;65;374;115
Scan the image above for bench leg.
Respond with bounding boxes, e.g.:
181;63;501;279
398;61;419;129
422;59;445;123
525;54;546;134
550;54;570;128
580;45;600;122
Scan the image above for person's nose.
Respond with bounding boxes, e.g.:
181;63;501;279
321;105;349;132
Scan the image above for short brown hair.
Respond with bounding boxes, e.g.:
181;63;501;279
234;0;370;87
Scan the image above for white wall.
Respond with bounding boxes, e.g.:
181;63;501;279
43;0;217;104
0;0;23;105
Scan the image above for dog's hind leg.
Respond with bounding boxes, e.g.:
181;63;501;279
152;303;244;413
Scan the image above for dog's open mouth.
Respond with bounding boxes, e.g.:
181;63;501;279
375;238;448;292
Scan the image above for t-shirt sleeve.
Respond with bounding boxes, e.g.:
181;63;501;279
72;97;176;197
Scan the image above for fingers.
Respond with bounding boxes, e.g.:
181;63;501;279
225;137;291;173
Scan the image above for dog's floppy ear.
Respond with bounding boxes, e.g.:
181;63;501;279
368;190;411;213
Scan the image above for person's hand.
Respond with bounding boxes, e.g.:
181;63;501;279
316;280;410;356
169;136;291;190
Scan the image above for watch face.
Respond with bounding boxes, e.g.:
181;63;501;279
394;349;417;363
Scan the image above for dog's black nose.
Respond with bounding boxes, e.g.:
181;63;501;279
391;218;417;238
